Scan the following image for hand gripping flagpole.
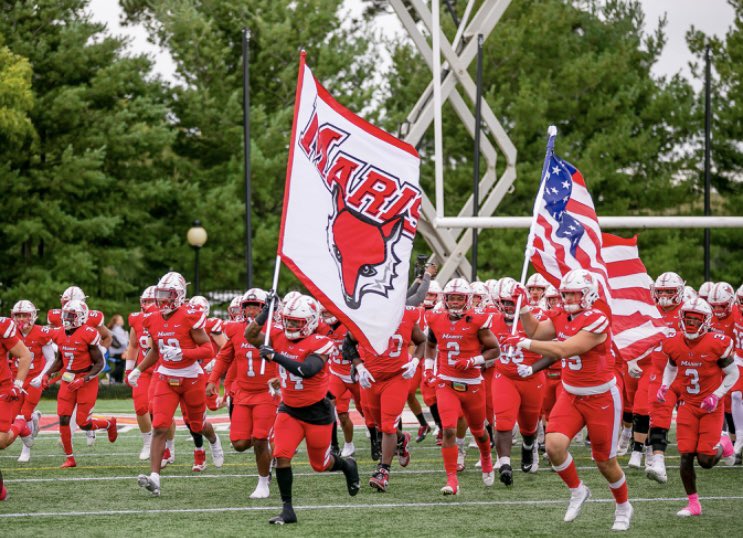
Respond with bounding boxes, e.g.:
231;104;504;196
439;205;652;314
509;125;557;341
260;255;282;375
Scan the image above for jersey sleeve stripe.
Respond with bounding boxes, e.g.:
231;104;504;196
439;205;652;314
315;341;336;356
583;316;608;333
722;340;734;359
3;323;16;339
193;313;207;330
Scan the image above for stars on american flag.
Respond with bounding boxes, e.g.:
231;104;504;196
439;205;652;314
541;155;584;256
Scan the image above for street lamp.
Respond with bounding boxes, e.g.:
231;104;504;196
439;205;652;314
187;220;207;295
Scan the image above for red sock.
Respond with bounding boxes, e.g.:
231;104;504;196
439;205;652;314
9;418;30;439
474;435;493;473
442;445;458;477
87;418;110;430
553;453;581;489
60;424;73;456
609;473;629;504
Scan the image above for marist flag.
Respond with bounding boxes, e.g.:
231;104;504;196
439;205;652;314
278;52;422;354
530;154;666;360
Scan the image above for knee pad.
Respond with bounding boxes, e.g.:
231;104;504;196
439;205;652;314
648;427;668;452
632;414;649;435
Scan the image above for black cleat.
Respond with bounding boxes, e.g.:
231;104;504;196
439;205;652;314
521;445;534;473
269;505;297;525
371;438;381;461
330;445;341;459
499;464;513;486
342;457;360;496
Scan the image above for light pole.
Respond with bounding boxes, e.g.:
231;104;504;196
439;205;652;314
187;220;208;296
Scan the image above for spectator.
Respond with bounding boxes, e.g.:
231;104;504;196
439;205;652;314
107;314;129;383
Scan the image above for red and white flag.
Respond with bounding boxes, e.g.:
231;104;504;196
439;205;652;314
530;154;665;359
278;52;422;354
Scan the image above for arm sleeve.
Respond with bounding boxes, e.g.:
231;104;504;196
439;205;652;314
427;329;437;345
661;361;678;387
406;274;431;307
271;352;325;379
713;362;740;399
40;343;56;375
341;333;360;362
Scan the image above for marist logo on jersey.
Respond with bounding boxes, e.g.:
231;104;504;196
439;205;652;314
298;101;421;310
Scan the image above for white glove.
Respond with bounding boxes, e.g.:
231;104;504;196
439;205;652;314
127;368;142;388
203;359;216;373
161;345;183;362
517;364;533;378
627;359;643;379
30;374;44;388
401;358;419;380
356;363;376;389
268;382;281;398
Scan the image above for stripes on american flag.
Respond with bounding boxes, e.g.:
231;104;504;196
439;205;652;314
529;154;666;360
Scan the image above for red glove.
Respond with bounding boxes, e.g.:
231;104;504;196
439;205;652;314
512;283;528;306
700;394;720;413
206;391;220;411
0;386;23;401
124;370;133;388
423;369;437;387
67;378;85;392
41;374;50;390
656;384;669;403
501;334;527;349
453;358;477;371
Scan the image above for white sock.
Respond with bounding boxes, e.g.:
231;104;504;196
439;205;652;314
258;475;270;485
456;437;466;449
166;439;174;451
142;431;152;444
731;392;743;443
149;472;160;484
622;426;632;436
654;452;665;464
498;456;511;466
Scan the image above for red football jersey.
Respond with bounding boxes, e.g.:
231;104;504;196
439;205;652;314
359;306;421;378
316;321;350;378
211;321;277;392
128;311;152;367
546;308;614;393
711;312;735;339
143;306;206;372
205;317;224;356
270;330;335;408
649;304;683;371
52;326;101;372
733;307;743;365
10;325;54;377
47;308;104;329
0;318;21;384
426;308;493;383
661;331;733;406
491;309;543;379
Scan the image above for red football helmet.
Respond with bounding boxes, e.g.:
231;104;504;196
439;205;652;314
11;300;38;331
679;298;712;340
62;300;89;330
155;272;187;315
442;278;472;317
652;272;685;308
707;282;735;319
281;295;319;340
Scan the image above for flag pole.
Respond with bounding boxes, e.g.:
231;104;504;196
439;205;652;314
510;126;557;336
260;255;282;374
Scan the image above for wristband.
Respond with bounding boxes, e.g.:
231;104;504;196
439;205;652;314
13;379;23;389
424;358;435;370
520;338;533;351
472;355;485;366
519;306;531;315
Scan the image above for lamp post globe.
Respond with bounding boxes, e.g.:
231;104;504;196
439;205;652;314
187;220;207;295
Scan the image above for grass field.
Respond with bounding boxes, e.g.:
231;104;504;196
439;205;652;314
0;400;740;537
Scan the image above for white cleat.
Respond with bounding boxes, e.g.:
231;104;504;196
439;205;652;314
249;479;271;499
31;411;41;438
341;442;356;458
482;470;495;487
564;484;591;522
611;502;633;531
644;446;654;470
646;459;667;483
440;483;459;496
139;443;151;461
627;451;643;469
137;474;161;496
210;435;224;468
616;430;632;457
17;445;31;463
86;430;96;447
529;444;540;473
456;446;466;472
20;433;34;449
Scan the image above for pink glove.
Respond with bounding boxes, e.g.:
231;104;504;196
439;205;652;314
700;394;720;413
656;384;669;403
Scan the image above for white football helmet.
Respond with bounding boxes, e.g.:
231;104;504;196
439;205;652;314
140;286;157;311
698;281;714;300
442;278;472;317
707;282;735;319
682;285;698;302
498;279;526;321
189;295;211;316
283;291;302;304
737;283;743;308
652;272;685;308
11;300;38;331
526;273;549;305
281;295;320;340
470;281;491;308
423;280;442;309
544;284;561;309
61;286;87;307
484;279;500;304
62;300;89;330
155;272;187;315
679;298;712;340
228;296;243;321
559;270;599;314
241;288;268;320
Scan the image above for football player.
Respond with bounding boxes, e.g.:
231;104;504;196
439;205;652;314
10;300;55;462
245;294;360;525
525;273;549;307
207;288;277;499
345;305;426;492
425;278;500;495
128;272;224;496
732;284;743;459
490;279;547;485
656;298;738;517
124;286;157;460
45;300;118;468
509;270;632;531
0;316;33;501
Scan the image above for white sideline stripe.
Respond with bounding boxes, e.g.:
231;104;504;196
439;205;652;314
1;496;742;519
6;465;740;484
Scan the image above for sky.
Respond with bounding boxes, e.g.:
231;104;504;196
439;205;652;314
88;0;735;86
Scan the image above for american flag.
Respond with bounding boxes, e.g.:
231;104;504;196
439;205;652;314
530;154;666;360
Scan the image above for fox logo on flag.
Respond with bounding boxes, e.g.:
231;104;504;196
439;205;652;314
278;52;422;354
